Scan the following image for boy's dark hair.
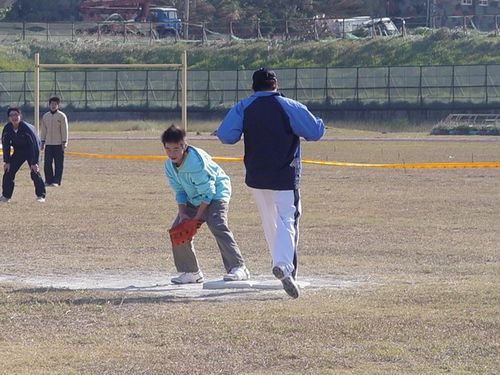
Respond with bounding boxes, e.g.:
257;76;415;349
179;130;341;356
7;107;21;116
49;96;60;104
252;68;277;92
161;124;186;144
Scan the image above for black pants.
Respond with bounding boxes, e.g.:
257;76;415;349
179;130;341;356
2;152;46;199
44;145;65;185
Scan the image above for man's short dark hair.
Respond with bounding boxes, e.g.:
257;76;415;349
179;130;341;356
161;124;186;144
49;96;60;104
252;68;277;91
7;107;21;117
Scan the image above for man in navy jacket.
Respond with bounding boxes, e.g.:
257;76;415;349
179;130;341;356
1;107;46;202
217;68;325;298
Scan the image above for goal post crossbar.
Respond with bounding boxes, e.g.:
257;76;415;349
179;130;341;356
33;52;188;132
39;64;182;69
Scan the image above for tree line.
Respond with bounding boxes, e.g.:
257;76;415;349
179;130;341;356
2;0;382;24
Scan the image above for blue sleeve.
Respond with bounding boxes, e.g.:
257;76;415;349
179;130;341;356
164;161;188;205
276;96;325;141
217;97;256;144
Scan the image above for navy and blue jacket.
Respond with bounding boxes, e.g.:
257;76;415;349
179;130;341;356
2;121;41;165
217;91;325;190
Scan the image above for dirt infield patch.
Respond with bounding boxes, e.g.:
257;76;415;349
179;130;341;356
0;271;368;301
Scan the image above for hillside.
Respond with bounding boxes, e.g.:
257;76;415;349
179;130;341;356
1;30;499;72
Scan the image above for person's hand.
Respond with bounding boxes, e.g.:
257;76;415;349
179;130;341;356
3;163;10;172
178;211;190;223
30;164;39;173
62;144;67;150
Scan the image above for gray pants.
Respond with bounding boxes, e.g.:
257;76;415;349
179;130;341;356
171;200;245;273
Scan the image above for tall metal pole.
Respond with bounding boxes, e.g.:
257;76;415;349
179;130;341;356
34;53;40;133
426;0;431;28
181;50;188;131
184;0;189;40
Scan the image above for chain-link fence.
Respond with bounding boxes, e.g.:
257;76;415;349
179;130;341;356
0;65;499;111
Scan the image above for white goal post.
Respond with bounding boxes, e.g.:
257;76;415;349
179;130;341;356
33;51;188;132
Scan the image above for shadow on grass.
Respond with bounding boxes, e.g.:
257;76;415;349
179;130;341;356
8;286;283;305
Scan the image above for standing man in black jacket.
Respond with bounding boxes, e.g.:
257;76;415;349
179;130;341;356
1;107;46;203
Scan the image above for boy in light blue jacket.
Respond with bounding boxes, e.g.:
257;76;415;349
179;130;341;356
162;125;249;284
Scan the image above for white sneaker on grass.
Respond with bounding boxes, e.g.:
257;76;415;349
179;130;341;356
171;270;204;284
223;265;250;281
272;264;299;299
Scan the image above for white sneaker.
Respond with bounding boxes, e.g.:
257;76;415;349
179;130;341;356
223;265;250;281
272;265;299;299
36;196;46;203
0;196;10;203
171;270;204;284
50;183;59;187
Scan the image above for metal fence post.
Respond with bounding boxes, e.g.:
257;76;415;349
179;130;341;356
387;66;391;105
207;69;211;109
419;66;423;106
236;68;239;102
23;71;27;106
84;70;88;109
22;21;26;41
451;65;455;105
294;68;298;100
145;70;149;108
324;67;328;104
485;64;489;104
115;71;119;108
355;67;359;104
34;53;40;133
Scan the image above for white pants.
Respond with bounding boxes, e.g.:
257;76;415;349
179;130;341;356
251;188;301;277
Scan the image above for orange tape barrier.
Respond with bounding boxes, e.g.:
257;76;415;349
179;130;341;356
61;152;500;169
0;150;497;168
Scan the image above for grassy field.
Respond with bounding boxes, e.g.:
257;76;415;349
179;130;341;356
0;125;498;374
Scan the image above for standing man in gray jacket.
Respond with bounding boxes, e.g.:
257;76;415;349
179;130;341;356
41;96;68;187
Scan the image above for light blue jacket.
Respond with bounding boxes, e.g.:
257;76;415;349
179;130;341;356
164;145;231;206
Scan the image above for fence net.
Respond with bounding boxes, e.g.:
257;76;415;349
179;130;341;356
0;65;499;110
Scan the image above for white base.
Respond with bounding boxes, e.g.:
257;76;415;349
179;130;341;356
203;278;310;290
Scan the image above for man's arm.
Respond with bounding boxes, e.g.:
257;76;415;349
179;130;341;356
277;97;325;141
1;126;11;163
217;101;246;144
24;123;40;165
61;112;69;149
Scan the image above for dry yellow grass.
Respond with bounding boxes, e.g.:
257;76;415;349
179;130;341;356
0;126;498;374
